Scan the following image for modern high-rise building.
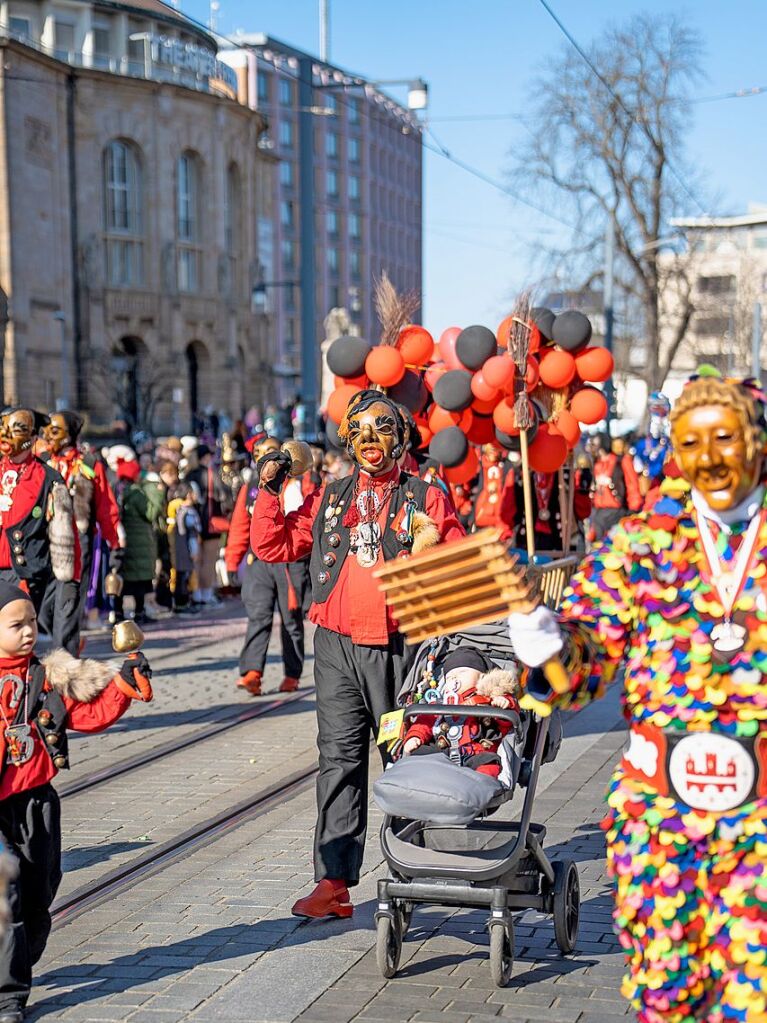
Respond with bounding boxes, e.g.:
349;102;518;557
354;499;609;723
221;35;424;415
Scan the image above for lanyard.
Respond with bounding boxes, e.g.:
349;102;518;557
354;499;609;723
694;509;765;620
0;672;28;731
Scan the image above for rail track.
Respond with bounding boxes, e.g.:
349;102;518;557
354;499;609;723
58;686;314;799
52;761;319;928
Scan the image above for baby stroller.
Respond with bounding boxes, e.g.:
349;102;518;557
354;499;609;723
372;620;580;987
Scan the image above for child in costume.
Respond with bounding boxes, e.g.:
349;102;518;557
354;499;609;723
403;648;520;778
508;374;767;1023
0;581;152;1022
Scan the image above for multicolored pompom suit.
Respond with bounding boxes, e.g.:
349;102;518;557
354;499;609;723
552;376;767;1023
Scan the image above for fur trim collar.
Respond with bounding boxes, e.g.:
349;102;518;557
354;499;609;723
476;668;521;700
411;511;441;555
42;649;119;702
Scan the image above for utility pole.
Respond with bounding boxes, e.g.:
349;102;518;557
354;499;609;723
319;0;329;62
298;55;318;440
753;302;763;380
603;218;615;433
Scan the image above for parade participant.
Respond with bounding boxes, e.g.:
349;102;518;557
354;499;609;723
634;391;672;495
590;433;643;541
511;463;592;553
0;582;152;1022
473;446;515;536
0;410;79;656
251;390;463;919
111;459;164;626
225;436;310;696
184;445;228;606
42;412;124;629
507;373;767;1023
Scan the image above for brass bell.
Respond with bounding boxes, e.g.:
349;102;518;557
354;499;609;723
104;569;124;597
112;619;145;654
38;710;52;726
53;754;67;768
281;439;313;478
45;732;60;746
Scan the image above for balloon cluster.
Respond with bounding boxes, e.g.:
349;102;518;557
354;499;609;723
324;305;613;481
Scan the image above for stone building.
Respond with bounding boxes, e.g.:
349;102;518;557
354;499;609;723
0;0;271;434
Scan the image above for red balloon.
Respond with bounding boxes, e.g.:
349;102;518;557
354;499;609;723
472;396;499;415
496;315;514;349
492;398;519;435
428;405;459;433
417;422;433;447
365;346;406;387
538;348;576;390
467;414;496;445
457;407;474;433
398;325;434;366
438;327;467;370
483;355;515;390
528;424;568;473
496;315;541;354
570;386;608;425
334;372;368;389
525;358;541;390
471;371;499;403
575;346;615;383
445;447;479;485
424;361;447;392
549;409;581;449
326;384;360;424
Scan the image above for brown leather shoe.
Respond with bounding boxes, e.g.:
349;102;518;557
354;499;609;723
279;676;300;692
236;670;262;696
291;879;353;919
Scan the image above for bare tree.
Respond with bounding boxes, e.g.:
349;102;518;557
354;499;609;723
86;346;175;435
513;13;705;391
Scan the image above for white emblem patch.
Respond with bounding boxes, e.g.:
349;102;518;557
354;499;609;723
669;733;754;812
624;731;659;778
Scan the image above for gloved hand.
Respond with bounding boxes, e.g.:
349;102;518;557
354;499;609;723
109;547;125;572
114;652;153;702
508;605;563;668
256;451;292;495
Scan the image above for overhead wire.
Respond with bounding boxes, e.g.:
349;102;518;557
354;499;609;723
534;0;710;218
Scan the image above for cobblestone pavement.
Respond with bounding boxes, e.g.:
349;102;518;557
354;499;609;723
26;624;633;1023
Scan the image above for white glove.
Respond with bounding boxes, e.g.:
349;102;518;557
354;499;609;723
508;605;563;668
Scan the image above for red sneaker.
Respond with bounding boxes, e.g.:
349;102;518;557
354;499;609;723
236;670;262;696
279;676;300;693
291;879;353;919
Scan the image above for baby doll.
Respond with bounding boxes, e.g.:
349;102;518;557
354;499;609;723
403;648;520;778
0;581;152;1023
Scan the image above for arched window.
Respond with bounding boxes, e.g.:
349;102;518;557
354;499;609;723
103;140;143;286
177;151;201;292
224;162;240;296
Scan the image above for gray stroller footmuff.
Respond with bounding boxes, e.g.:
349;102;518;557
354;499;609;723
373;754;506;825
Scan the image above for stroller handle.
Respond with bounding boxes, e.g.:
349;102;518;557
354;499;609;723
402;702;524;739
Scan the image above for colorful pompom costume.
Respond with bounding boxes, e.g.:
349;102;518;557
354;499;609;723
556;472;767;1023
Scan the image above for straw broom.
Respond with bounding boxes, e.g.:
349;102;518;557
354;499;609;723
507;294;536;561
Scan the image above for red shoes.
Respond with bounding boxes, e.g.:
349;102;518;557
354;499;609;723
291;879;353;919
279;676;300;693
236;670;262;696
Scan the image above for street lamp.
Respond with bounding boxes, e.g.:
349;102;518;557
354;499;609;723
251;279;298;313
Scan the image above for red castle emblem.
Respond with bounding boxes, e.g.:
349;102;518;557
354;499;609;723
685;752;738;794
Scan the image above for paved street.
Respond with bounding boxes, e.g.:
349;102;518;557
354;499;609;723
27;608;631;1023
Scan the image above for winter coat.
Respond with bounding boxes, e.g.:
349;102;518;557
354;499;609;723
118;480;165;582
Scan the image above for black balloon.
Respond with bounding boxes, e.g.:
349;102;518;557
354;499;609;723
324;417;344;450
455;325;497;370
326;335;372;378
530;306;556;341
429;426;468;468
551;311;592;352
494;418;539;451
433;369;473;411
389;370;428;414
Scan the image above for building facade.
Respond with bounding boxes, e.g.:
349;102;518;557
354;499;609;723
0;0;272;434
221;35;423;413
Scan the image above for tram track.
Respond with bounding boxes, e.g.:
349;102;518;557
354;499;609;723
58;686;315;800
52;761;319;928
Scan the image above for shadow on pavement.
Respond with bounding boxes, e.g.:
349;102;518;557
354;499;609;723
62;840;154;873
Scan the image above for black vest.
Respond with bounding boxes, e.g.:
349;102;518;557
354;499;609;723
0;658;70;782
5;461;63;581
310;470;433;604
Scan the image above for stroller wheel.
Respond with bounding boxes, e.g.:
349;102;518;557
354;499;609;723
375;911;402;979
488;918;514;987
552;859;580;954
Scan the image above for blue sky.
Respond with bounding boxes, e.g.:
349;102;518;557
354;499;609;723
187;0;767;336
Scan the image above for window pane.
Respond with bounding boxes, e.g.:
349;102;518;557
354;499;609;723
280;200;294;227
257;73;269;102
177;154;198;241
54;21;75;58
349;138;360;163
326;210;338;236
279;120;293;147
349;175;360;201
326;132;338;158
326;170;338;196
279;79;292;105
280;161;294;187
327;247;338;273
9;17;30;37
349;213;360;239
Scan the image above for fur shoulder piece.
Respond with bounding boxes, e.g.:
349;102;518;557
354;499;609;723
48;483;76;582
411;511;440;555
42;649;119;702
476;668;521;701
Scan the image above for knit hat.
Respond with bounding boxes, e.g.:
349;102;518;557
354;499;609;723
0;582;32;611
441;647;492;676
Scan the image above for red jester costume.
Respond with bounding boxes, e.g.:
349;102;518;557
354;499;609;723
508;376;767;1023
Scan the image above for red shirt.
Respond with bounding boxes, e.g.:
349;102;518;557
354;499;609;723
0;653;131;799
251;467;464;644
48;448;121;548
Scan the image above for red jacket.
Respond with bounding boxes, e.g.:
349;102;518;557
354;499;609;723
48;448;121;548
224;486;252;573
592;453;643;513
0;651;131;799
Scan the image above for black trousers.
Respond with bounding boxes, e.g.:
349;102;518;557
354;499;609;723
0;784;62;1010
239;559;308;678
76;529;94;625
312;627;407;886
0;570;80;657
